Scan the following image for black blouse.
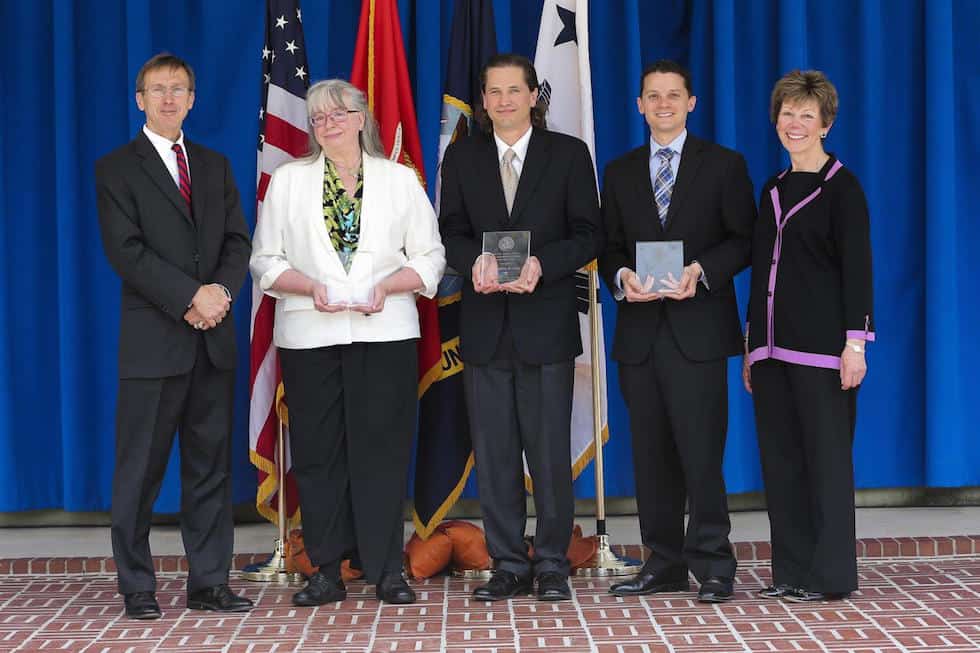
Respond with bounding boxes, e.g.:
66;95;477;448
746;156;875;369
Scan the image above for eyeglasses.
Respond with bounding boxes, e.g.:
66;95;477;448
141;85;192;99
310;110;360;127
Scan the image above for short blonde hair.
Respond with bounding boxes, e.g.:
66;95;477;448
770;70;838;127
304;79;384;158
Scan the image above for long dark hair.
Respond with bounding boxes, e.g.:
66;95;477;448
474;53;548;134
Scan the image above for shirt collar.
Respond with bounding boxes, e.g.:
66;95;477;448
649;129;687;159
143;124;186;155
493;125;533;164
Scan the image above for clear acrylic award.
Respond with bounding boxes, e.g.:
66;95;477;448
327;251;375;309
636;241;683;292
481;230;531;284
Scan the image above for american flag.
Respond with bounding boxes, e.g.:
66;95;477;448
248;0;309;528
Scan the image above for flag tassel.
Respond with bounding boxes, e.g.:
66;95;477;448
574;268;642;577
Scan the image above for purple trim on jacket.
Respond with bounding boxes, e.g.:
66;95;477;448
846;330;876;342
749;345;841;370
759;160;846;368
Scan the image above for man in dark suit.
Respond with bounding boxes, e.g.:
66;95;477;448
95;53;252;619
439;54;600;602
599;60;756;603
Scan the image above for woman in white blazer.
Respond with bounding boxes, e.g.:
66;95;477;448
250;79;445;606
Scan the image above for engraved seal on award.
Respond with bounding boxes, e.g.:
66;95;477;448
482;230;530;283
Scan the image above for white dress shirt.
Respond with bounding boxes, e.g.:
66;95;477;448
493;125;533;177
142;124;190;187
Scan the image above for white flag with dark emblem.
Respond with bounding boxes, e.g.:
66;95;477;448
534;0;596;173
532;0;609;483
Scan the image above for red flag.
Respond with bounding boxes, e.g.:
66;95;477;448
248;0;309;529
350;0;443;427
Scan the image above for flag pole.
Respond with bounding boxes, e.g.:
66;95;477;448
241;415;302;584
576;267;642;577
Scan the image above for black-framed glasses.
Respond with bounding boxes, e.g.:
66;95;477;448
310;110;360;127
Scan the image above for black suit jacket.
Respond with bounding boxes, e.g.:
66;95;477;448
599;134;756;364
440;128;601;365
95;131;251;379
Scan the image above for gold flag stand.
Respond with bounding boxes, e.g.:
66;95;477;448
575;267;642;577
241;416;303;584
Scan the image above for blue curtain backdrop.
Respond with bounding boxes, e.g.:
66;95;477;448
1;0;977;512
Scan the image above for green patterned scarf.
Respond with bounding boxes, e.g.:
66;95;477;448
322;157;363;272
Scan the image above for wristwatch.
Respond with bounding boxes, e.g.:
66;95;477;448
847;343;865;353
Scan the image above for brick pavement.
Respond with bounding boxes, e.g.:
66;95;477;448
1;537;978;652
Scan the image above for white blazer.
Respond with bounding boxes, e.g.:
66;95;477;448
250;153;446;350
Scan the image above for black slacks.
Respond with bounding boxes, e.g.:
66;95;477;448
279;339;417;585
111;336;235;595
618;320;736;582
751;360;859;594
464;358;575;577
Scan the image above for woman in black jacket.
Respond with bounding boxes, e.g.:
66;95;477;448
744;70;875;603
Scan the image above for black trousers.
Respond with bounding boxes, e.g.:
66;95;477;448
618;321;736;582
751;360;859;594
464;358;575;577
111;336;235;595
279;339;417;585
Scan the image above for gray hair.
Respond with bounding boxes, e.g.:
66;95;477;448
304;79;384;159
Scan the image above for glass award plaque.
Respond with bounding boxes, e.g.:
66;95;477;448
636;241;683;292
327;251;375;309
482;230;530;284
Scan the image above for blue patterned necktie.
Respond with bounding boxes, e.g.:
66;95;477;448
654;147;674;227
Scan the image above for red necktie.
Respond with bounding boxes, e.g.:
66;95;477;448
172;143;192;210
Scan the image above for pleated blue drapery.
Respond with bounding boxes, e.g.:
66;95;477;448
1;0;977;512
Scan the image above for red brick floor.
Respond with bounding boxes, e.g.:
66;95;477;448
2;538;979;652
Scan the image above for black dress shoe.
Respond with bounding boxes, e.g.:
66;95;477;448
609;570;690;597
376;573;416;604
187;584;254;612
293;572;346;606
472;570;533;601
759;583;793;599
536;572;571;601
123;591;161;620
781;588;850;603
697;576;734;603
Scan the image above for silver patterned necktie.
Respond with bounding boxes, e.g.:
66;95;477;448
654;147;674;227
501;148;518;214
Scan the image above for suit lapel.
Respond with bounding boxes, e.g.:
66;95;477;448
185;141;207;229
134;132;194;225
664;135;705;231
509;128;548;224
476;136;510;228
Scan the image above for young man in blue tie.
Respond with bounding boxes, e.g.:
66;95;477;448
599;60;756;603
